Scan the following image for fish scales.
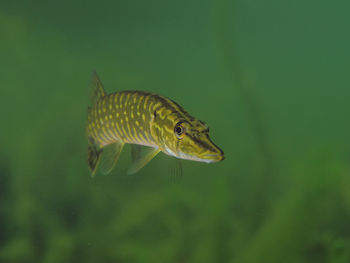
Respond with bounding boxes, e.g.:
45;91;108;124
86;72;224;176
88;91;172;147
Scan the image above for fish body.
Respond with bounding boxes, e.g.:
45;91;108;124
86;72;224;176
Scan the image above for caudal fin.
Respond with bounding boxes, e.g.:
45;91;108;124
88;137;102;177
87;71;105;177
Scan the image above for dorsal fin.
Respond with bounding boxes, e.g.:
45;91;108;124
90;71;106;105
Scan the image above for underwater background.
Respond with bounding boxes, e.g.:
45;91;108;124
1;0;350;262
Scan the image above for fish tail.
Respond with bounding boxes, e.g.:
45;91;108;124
87;70;106;177
87;137;102;177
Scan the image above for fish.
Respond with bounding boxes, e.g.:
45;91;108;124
86;71;224;177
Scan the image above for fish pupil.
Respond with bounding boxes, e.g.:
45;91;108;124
174;123;184;136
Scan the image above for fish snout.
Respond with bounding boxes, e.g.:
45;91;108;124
203;147;225;163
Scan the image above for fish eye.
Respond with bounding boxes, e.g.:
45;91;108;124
174;122;185;139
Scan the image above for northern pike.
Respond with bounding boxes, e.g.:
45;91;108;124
86;71;224;176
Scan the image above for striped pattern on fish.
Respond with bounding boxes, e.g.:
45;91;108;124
86;71;224;176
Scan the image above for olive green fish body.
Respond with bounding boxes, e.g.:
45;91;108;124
86;72;224;176
87;91;160;148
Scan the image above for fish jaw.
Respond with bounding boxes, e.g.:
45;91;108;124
178;152;224;163
162;142;225;163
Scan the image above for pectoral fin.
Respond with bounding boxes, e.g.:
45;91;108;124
99;141;124;175
128;145;160;175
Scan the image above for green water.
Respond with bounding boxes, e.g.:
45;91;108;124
1;0;350;262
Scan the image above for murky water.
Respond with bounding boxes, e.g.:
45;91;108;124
1;0;349;262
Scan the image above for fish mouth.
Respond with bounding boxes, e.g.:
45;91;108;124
177;151;225;163
203;153;225;162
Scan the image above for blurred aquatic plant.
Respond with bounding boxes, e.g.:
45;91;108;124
212;0;273;164
0;0;350;262
212;0;277;238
